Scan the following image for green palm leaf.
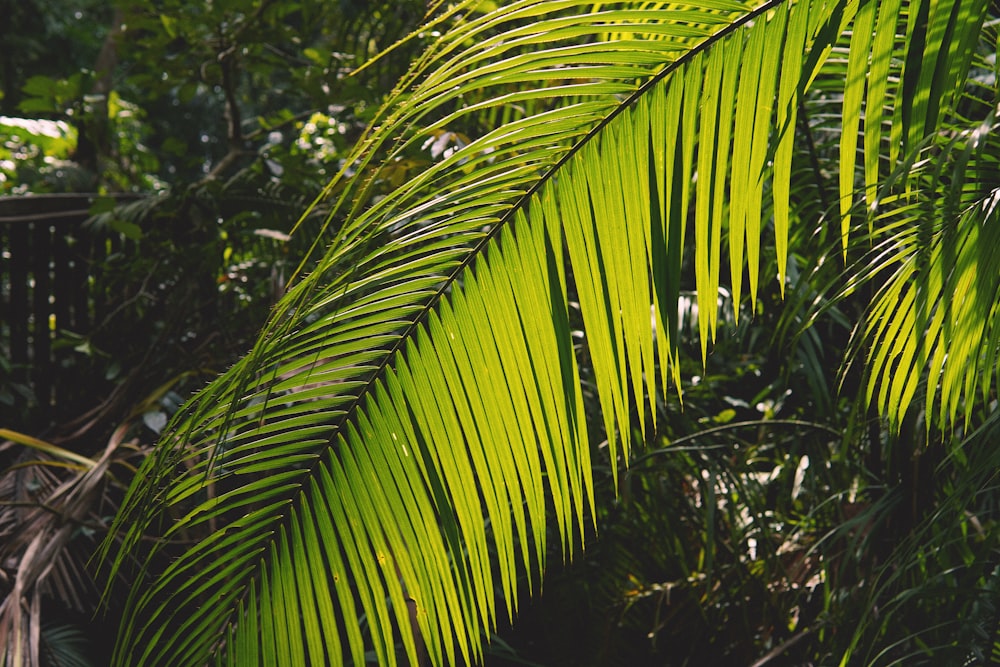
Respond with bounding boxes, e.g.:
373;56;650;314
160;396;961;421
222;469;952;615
857;107;1000;429
101;1;992;665
837;0;986;242
831;7;996;430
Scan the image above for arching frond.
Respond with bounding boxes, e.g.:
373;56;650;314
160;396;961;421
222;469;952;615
859;102;1000;429
776;0;994;430
101;1;993;665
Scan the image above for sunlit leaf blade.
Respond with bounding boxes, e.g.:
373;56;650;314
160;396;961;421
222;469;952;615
748;7;785;309
772;0;810;292
839;0;876;252
863;0;902;214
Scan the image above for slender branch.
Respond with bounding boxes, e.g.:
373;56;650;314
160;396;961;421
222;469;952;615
93;261;159;332
629;419;844;468
203;0;279;182
0;500;105;530
213;30;246;182
203;148;254;181
243;109;319;142
749;627;815;667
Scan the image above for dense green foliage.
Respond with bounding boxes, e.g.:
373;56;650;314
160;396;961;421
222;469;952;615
1;0;431;430
3;1;1000;666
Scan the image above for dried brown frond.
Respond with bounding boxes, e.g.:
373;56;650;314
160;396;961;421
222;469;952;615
0;424;147;667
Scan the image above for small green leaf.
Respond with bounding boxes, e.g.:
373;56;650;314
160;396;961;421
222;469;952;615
110;218;143;240
303;48;326;66
160;14;179;39
713;408;737;424
16;98;57;113
21;75;57;97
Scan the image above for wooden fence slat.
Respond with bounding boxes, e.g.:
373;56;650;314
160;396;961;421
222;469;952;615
52;221;72;338
70;226;92;333
7;221;29;372
31;221;53;411
1;193;146;429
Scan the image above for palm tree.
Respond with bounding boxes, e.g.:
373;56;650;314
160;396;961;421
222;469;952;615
101;0;999;665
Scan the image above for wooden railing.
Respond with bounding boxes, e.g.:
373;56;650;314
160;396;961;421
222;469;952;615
1;193;141;429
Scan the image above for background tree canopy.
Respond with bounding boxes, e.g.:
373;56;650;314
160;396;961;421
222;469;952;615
2;0;1000;666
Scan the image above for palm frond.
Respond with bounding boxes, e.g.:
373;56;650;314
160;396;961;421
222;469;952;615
101;1;992;665
0;430;131;667
40;624;95;667
855;98;1000;429
837;0;988;246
